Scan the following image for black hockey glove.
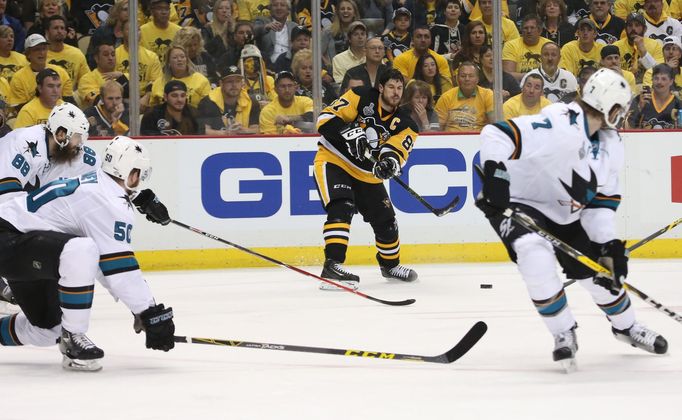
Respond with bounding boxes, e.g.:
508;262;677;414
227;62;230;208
135;304;175;351
341;122;368;160
372;156;401;180
474;161;510;218
593;239;628;296
132;189;171;226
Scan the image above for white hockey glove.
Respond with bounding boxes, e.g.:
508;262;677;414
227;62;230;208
341;122;368;160
372;156;401;180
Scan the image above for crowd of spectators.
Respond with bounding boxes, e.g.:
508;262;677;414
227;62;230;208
0;0;680;136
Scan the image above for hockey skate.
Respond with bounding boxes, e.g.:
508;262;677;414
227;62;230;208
612;322;668;355
59;328;104;372
380;264;418;282
552;326;578;373
0;277;19;315
319;259;359;291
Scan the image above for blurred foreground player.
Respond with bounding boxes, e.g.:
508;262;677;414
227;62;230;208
476;68;667;372
0;136;174;371
314;69;419;290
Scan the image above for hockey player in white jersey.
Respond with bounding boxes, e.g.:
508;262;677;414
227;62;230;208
0;136;174;371
476;68;668;372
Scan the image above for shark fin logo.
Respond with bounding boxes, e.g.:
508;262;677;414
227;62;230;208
559;168;597;213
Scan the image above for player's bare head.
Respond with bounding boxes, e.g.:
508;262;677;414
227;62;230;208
580;68;632;129
378;69;405;109
46;102;89;160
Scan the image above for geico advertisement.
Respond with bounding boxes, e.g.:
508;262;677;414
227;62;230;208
89;133;682;251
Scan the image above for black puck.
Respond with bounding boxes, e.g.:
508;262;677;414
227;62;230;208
480;284;493;289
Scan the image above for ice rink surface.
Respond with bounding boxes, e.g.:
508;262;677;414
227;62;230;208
3;259;682;420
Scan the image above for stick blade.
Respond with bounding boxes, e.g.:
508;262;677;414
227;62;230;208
366;296;416;306
441;321;488;363
435;196;461;217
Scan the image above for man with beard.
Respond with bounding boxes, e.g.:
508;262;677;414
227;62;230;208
258;71;313;134
45;15;90;88
589;0;626;45
141;80;202;136
14;68;63;128
313;69;419;290
642;0;682;44
84;80;130;136
613;12;663;82
198;65;260;135
9;34;74;111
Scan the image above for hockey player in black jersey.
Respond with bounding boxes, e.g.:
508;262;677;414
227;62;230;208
314;69;419;290
477;68;668;372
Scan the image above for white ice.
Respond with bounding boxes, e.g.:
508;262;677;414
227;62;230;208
3;260;682;420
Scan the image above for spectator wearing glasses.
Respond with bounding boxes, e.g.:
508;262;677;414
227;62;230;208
340;37;391;92
259;71;313;134
141;79;203;135
503;14;552;82
627;63;682;128
588;0;625;45
198;65;261;135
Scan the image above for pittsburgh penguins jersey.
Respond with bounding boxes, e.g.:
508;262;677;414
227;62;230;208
0;169;155;314
140;21;181;62
644;15;682;44
480;102;624;239
522;67;578;103
591;13;626;45
0;124;100;203
316;86;419;184
295;0;334;30
382;31;411;62
627;93;682;129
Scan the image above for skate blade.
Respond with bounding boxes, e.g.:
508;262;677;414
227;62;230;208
558;358;577;374
62;356;102;372
319;280;359;291
0;301;19;315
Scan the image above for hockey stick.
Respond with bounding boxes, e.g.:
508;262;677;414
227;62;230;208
625;216;682;256
504;208;682;324
364;152;460;217
171;220;416;307
174;321;487;364
562;216;682;287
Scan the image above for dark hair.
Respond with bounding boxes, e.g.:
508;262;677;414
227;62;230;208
275;70;297;85
413;53;443;97
46;14;67;29
378;68;405;87
94;41;115;56
652;63;674;79
521;14;542;28
578;65;598;80
454;21;487;68
412;24;431;34
524;73;545;88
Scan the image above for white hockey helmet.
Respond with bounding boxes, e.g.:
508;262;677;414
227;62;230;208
580;68;632;129
101;136;152;191
46;102;90;148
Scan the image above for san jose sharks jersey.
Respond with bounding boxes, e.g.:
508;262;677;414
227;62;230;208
0;169;155;313
316;86;419;184
0;124;100;203
480;102;624;240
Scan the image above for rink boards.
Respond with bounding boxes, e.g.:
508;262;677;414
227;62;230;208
88;131;682;270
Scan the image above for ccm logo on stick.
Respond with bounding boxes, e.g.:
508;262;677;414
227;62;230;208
200;149;475;219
